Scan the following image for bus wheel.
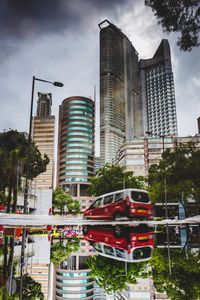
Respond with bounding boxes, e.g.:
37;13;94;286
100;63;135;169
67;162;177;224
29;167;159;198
114;226;123;237
114;213;122;220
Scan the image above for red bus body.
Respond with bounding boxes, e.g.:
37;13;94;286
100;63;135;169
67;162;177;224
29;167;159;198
83;189;153;220
83;225;154;262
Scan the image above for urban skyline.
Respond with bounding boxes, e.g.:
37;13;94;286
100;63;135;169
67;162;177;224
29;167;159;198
0;0;200;158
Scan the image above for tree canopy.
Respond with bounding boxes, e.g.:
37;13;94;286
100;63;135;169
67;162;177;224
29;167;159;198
16;273;44;299
148;142;200;203
150;248;200;300
145;0;200;51
88;163;145;196
53;187;81;215
51;237;80;266
86;255;149;294
0;130;49;212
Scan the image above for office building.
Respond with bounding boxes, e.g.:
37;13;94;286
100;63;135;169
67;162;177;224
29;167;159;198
140;39;178;137
99;20;142;165
57;96;95;208
32;92;55;189
115;135;200;177
55;254;95;300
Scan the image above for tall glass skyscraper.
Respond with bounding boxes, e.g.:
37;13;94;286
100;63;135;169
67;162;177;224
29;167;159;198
32;92;55;189
57;96;95;198
140;39;178;137
99;20;142;165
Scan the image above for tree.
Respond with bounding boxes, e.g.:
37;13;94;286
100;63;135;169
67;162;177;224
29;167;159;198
16;274;44;299
148;142;200;203
150;248;200;300
51;237;80;266
87;255;149;294
88;163;145;196
145;0;200;51
0;130;49;212
53;187;72;215
67;199;81;215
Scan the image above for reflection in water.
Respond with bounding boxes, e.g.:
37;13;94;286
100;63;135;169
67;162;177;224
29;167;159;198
0;223;199;299
83;224;154;262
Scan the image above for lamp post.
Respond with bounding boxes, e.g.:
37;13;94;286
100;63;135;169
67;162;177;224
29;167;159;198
160;134;172;275
20;76;63;300
23;76;64;214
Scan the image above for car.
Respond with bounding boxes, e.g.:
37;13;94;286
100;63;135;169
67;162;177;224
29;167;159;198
83;188;153;220
83;224;154;262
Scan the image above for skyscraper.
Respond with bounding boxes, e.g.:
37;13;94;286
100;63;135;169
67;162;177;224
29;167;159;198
140;39;178;137
57;96;95;201
99;20;142;165
32;92;55;189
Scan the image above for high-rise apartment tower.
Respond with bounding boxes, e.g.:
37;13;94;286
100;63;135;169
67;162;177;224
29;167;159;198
33;92;55;189
57;96;95;198
99;20;142;165
140;39;178;137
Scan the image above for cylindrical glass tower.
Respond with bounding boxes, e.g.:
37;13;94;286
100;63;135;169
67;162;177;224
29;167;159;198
57;96;95;197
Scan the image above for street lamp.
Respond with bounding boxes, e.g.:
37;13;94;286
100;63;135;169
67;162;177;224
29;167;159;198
23;76;64;214
20;76;63;300
160;134;172;275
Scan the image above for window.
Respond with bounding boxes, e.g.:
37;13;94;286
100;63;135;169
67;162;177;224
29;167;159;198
90;198;102;209
131;191;150;203
103;194;114;205
104;245;115;256
115;192;124;202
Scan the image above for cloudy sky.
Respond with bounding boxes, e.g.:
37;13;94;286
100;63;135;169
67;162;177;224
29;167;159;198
0;0;200;155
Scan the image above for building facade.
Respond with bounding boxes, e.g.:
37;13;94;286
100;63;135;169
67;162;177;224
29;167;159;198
57;96;95;208
32;92;55;189
115;136;200;177
99;20;142;165
55;254;95;300
139;39;178;137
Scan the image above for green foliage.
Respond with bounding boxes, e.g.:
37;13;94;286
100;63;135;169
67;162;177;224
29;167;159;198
0;130;49;212
53;187;81;215
86;255;149;294
148;142;200;203
150;248;200;300
88;163;145;196
51;238;80;267
67;199;81;215
16;273;44;299
53;187;72;214
145;0;200;51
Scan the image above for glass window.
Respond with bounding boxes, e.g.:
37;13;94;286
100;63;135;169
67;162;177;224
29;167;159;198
116;248;126;258
104;245;115;256
103;194;114;205
114;192;124;202
92;242;102;253
131;191;150;203
90;198;102;208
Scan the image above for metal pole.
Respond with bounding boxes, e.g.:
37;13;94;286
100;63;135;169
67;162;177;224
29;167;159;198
23;76;35;214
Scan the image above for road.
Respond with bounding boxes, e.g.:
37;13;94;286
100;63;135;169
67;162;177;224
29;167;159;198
0;213;200;226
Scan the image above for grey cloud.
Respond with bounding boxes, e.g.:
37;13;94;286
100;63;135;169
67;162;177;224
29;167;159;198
0;0;130;38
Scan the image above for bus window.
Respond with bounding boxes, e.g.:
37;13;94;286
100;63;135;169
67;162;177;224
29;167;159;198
104;245;115;256
115;192;124;202
92;242;102;253
103;194;114;205
116;248;126;258
131;191;150;203
90;198;102;209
